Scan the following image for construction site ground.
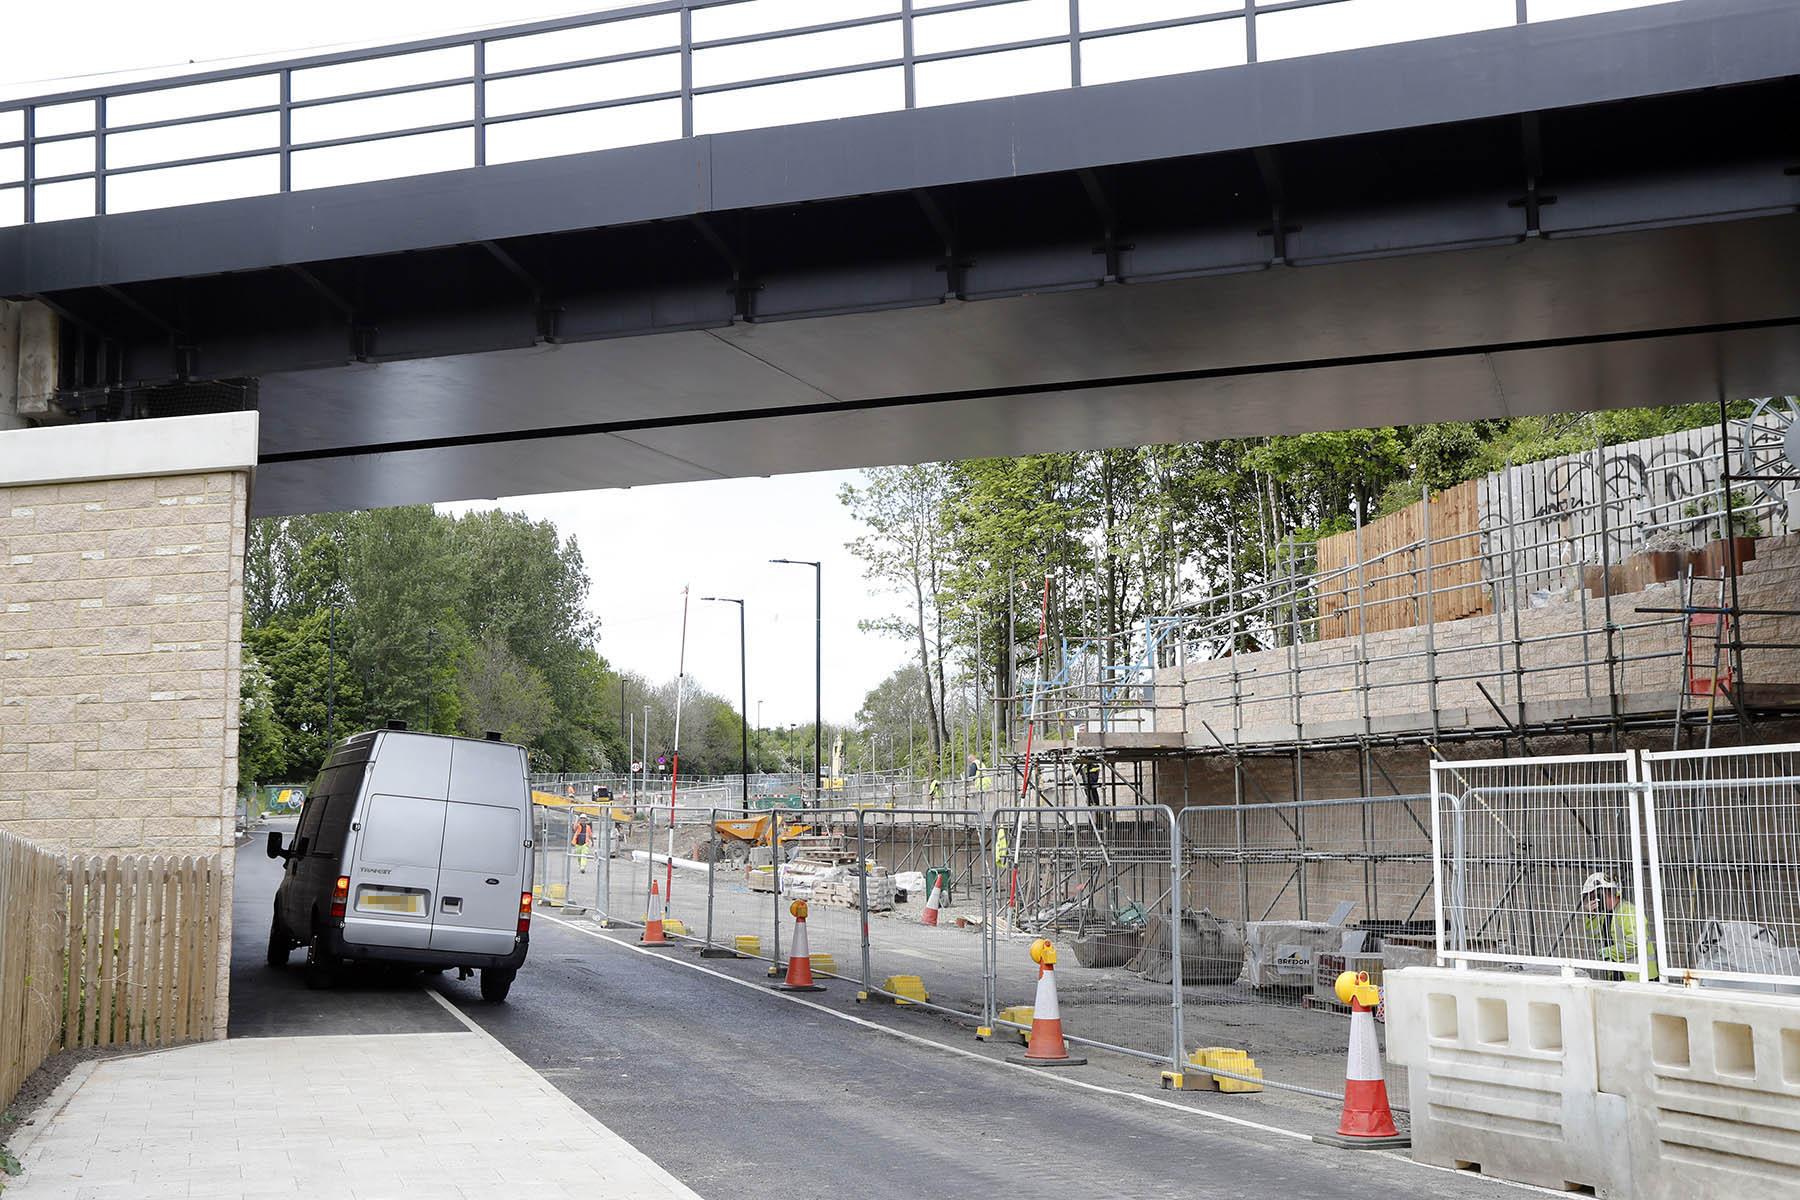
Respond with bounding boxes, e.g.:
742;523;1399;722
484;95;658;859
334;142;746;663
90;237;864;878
576;859;1383;1126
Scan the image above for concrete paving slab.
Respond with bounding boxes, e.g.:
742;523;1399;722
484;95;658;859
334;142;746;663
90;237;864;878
3;1031;699;1200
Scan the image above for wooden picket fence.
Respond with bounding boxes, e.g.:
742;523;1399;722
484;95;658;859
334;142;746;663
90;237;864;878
1;833;223;1109
0;832;66;1109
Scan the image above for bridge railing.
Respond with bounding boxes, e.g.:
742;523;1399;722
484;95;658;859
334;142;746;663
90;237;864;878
0;0;1682;226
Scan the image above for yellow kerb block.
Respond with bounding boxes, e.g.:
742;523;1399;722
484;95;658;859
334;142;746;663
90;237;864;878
1186;1046;1263;1093
810;953;836;975
661;918;687;936
998;1005;1035;1045
883;975;929;1005
734;935;761;956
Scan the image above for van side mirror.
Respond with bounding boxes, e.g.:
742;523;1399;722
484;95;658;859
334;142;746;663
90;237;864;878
267;831;288;860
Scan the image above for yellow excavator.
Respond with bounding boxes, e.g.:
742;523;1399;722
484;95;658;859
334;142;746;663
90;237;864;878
713;814;810;846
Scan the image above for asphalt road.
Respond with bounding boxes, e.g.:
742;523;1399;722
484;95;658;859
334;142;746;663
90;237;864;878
228;836;1513;1199
229;821;462;1038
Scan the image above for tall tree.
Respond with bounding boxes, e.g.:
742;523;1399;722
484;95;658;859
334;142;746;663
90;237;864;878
841;466;952;759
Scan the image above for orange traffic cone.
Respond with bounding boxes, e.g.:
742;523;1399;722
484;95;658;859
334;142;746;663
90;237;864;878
772;900;826;992
1315;971;1409;1149
920;879;944;927
1008;939;1085;1067
640;879;672;946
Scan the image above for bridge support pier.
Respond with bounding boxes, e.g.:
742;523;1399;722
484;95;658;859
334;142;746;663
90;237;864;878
0;412;258;1037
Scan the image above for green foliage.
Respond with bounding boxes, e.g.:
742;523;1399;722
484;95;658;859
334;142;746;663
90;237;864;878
245;505;625;778
245;609;365;781
236;648;288;789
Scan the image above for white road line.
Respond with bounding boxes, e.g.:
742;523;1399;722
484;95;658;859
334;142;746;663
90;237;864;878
533;911;1565;1195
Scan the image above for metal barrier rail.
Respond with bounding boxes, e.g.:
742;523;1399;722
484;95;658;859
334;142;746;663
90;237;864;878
0;0;1677;225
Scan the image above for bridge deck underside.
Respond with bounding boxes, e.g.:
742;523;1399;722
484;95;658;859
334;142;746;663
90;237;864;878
1;1;1795;515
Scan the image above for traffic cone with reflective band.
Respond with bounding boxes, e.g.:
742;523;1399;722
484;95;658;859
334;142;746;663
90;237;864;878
640;880;672;946
1008;940;1085;1067
772;900;826;992
1313;971;1409;1149
920;879;943;927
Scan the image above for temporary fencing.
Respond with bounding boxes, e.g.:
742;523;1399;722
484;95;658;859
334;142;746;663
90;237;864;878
1429;752;1650;978
988;805;1185;1078
856;808;989;1020
1643;743;1800;989
1428;743;1800;991
1177;794;1435;1109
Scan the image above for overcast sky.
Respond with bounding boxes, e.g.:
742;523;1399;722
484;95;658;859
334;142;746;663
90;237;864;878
3;0;1677;722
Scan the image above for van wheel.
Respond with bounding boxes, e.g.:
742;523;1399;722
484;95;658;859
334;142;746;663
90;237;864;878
266;910;292;968
479;968;516;1002
303;932;336;990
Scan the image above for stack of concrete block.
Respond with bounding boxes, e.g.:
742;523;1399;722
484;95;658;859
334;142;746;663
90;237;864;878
814;869;894;911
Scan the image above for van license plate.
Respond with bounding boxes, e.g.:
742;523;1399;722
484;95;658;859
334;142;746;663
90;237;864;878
358;890;423;914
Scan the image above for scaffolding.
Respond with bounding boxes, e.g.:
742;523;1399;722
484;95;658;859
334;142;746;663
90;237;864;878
982;406;1800;951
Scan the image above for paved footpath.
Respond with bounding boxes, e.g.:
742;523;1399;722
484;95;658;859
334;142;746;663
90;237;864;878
5;1023;699;1200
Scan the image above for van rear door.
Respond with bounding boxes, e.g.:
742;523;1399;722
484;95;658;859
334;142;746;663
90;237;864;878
345;793;445;949
429;740;530;956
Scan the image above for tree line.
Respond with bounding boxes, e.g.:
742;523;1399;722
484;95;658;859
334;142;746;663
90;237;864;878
236;504;860;788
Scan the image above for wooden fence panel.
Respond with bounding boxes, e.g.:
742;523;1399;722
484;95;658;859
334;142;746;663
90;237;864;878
1318;480;1489;639
31;847;225;1063
1;833;68;1109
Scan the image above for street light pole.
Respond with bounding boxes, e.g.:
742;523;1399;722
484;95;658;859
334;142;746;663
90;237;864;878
702;596;750;814
771;558;823;806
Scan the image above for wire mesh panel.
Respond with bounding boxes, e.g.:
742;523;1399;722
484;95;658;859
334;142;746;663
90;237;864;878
855;808;987;1017
1173;795;1432;1111
1643;743;1800;988
770;807;867;981
649;805;722;944
1430;753;1650;978
990;805;1182;1071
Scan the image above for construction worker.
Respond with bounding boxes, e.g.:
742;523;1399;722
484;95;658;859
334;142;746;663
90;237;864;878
1079;759;1102;806
926;777;942;807
1580;871;1657;981
571;813;594;874
993;824;1009;871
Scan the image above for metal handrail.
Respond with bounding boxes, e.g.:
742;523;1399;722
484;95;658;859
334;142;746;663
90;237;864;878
0;0;1652;224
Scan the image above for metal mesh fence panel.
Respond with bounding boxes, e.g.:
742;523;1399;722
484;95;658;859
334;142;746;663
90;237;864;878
1644;743;1800;988
648;806;722;946
1431;753;1650;978
1177;794;1433;1111
771;808;865;981
856;809;987;1018
990;806;1182;1072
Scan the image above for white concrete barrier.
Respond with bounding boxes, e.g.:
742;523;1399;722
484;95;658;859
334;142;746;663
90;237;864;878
1385;967;1632;1195
1596;983;1800;1200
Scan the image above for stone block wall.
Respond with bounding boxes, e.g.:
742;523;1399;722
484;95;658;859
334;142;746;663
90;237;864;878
1155;532;1800;742
0;470;246;855
0;412;258;1038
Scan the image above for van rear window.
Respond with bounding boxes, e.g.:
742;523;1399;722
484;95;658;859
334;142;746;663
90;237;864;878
441;802;522;876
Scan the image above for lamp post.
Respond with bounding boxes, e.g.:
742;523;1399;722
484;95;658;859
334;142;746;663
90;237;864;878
770;558;822;807
702;596;749;814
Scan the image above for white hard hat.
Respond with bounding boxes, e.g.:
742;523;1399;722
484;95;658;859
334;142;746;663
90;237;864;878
1580;871;1619;897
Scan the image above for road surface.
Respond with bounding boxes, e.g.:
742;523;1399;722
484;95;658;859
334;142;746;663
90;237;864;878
232;834;1509;1199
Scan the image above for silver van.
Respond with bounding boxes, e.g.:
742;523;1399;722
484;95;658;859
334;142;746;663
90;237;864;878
266;726;534;1001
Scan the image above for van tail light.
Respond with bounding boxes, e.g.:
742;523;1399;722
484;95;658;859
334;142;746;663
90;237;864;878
517;891;533;934
330;876;350;920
